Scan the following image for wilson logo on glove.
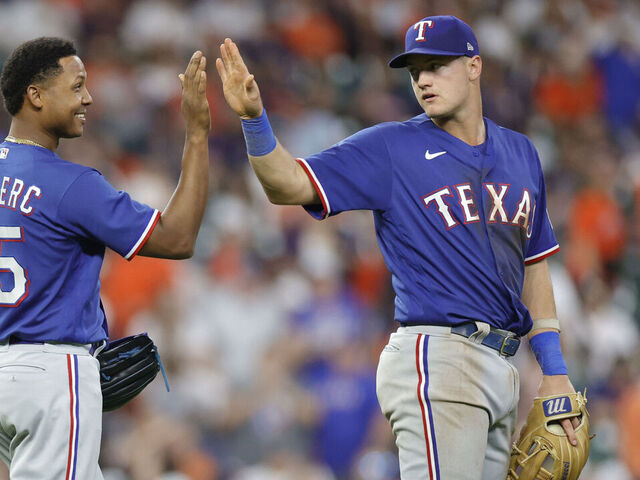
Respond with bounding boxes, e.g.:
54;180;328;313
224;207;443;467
543;396;571;416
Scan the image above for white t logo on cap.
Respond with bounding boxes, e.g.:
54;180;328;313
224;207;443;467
414;20;433;42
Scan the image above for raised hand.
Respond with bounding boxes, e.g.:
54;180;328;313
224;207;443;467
179;51;211;135
215;38;263;119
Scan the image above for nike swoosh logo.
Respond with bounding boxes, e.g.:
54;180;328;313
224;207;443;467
425;150;446;160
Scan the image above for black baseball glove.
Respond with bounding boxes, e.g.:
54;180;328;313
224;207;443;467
97;333;170;412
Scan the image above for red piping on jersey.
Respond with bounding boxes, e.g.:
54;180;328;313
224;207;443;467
295;158;328;219
128;211;161;261
524;244;560;265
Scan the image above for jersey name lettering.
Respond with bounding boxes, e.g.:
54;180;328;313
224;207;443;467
423;182;534;232
0;176;41;216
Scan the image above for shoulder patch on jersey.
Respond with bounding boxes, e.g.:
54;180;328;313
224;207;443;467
0;148;9;159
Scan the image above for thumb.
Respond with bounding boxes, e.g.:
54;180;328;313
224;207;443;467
244;74;255;89
178;73;185;88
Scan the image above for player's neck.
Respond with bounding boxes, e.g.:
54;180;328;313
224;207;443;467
434;116;485;146
431;96;485;146
7;118;59;151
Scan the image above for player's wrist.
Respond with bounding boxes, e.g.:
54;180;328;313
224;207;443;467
241;108;277;156
185;128;209;142
529;330;568;376
239;106;263;120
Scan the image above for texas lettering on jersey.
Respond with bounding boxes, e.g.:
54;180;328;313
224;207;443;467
0;176;41;216
297;115;560;333
422;183;535;237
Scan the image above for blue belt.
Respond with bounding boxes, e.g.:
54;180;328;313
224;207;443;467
450;323;520;356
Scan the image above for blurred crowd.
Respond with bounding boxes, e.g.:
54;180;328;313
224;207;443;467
0;0;639;478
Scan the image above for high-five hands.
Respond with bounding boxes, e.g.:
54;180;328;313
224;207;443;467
215;38;264;120
179;50;211;135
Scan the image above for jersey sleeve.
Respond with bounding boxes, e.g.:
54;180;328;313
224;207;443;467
296;124;392;219
524;148;559;265
57;170;160;260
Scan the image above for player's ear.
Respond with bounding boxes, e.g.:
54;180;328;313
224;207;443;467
25;85;44;110
468;55;482;82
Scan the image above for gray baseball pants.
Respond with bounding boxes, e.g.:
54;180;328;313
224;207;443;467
377;323;520;479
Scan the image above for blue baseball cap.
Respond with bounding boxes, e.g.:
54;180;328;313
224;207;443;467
389;15;479;68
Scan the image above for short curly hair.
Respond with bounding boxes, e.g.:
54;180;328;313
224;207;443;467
0;37;77;116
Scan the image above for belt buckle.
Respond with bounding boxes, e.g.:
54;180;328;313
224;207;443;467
499;336;516;356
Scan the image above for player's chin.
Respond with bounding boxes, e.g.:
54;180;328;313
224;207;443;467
425;104;453;121
60;129;84;139
61;123;85;138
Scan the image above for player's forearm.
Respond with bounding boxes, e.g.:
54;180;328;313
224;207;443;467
248;142;318;205
522;259;569;376
139;133;209;258
521;259;557;335
239;109;318;205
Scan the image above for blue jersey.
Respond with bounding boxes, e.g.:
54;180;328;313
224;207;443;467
297;115;558;336
0;142;159;343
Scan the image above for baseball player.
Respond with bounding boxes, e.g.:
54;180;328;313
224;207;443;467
0;38;210;479
216;15;583;480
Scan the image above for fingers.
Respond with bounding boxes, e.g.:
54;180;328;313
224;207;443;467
216;40;234;82
571;415;581;429
198;70;207;95
218;38;249;75
197;56;208;97
215;57;227;82
220;39;232;67
560;418;578;446
182;51;208;92
227;38;246;69
184;50;202;85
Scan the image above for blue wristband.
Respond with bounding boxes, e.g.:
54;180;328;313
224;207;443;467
240;109;277;156
529;331;568;376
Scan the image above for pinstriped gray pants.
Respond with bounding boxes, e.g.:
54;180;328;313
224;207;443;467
376;324;519;480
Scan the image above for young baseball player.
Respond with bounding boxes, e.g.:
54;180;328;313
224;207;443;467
217;15;584;479
0;38;210;479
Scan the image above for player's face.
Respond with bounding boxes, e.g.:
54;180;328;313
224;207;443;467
407;55;477;120
38;55;92;138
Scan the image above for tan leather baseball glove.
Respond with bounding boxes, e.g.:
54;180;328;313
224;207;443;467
507;391;591;480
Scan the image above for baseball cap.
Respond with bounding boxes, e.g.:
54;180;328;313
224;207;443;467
389;15;479;68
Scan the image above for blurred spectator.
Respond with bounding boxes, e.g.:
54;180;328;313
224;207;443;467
617;375;640;478
534;31;604;126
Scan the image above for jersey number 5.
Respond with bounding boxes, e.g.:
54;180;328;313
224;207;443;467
0;226;28;306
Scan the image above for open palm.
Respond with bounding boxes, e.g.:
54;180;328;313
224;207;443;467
215;38;263;120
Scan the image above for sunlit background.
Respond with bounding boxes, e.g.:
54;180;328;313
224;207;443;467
0;0;638;479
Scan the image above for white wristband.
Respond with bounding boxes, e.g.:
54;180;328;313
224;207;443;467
532;318;560;332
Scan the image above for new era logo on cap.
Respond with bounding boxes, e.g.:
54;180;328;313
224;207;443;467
389;15;479;68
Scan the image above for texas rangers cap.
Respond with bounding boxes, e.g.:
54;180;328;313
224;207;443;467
389;15;479;68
